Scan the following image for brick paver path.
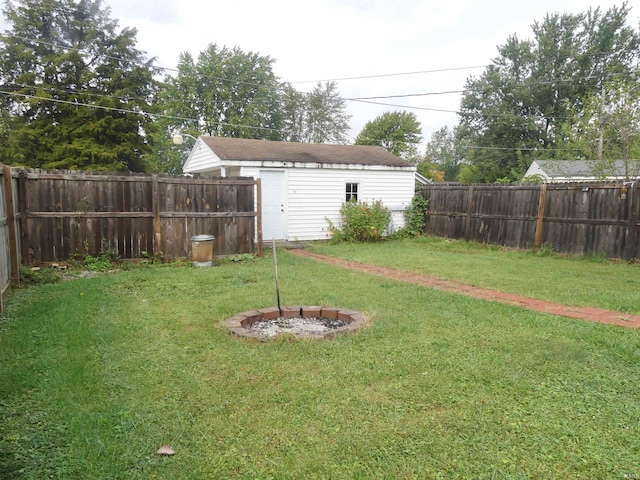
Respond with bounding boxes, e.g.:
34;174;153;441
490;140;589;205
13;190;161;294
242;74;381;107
291;250;640;329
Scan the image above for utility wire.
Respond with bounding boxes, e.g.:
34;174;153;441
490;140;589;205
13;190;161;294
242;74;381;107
289;65;490;84
5;33;637;100
0;89;285;134
348;90;467;100
0;88;600;154
2;34;638;152
1;33;476;91
346;98;460;114
5;81;151;103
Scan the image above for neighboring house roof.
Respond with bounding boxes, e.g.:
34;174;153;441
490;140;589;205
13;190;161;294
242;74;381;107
198;136;414;168
524;159;640;182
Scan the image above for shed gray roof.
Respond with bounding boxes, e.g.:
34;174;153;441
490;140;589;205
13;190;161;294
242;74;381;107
533;159;636;178
199;136;414;167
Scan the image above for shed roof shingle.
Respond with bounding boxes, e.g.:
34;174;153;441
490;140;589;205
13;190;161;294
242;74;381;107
199;136;414;167
533;159;638;178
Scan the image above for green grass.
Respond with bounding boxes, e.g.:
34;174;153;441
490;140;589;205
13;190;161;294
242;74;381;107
1;246;639;479
308;236;640;314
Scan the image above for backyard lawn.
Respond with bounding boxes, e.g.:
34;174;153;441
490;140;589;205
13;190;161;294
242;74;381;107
308;236;640;315
1;237;639;479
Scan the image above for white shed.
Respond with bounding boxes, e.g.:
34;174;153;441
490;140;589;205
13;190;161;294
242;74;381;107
183;136;417;241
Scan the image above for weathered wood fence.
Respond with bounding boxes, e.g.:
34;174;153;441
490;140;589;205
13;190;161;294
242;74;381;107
420;182;640;259
0;166;20;311
0;166;258;276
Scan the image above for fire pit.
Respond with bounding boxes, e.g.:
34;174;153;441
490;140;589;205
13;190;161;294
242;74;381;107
224;306;367;341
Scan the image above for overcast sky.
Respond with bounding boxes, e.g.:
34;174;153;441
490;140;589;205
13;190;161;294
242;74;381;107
3;0;638;148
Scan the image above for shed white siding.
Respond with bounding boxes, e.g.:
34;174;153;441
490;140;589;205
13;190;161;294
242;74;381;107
184;139;222;173
183;137;417;241
523;161;548;181
235;165;414;241
267;167;414;241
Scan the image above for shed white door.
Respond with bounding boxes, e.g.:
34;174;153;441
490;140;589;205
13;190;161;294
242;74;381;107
261;170;286;240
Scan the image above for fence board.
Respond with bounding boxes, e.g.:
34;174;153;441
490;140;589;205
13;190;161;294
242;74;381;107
0;170;10;298
421;182;639;259
12;168;256;264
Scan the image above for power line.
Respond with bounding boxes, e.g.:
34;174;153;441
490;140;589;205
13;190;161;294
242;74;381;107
2;34;638;152
348;90;467;100
0;87;429;148
289;65;490;84
5;81;151;103
0;89;607;155
6;26;488;85
346;98;460;114
346;98;581;121
8;31;633;97
0;89;286;135
4;32;638;109
0;88;166;117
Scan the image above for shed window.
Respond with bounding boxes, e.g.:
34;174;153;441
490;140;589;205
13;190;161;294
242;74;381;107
346;183;359;202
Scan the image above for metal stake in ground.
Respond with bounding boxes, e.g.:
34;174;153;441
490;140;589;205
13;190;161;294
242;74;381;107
272;239;282;317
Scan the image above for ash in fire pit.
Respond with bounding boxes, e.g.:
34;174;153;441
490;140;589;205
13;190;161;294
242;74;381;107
250;316;347;338
224;306;367;341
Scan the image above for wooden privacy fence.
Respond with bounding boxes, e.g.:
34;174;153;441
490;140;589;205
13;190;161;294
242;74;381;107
0;166;20;309
420;182;640;259
5;167;258;265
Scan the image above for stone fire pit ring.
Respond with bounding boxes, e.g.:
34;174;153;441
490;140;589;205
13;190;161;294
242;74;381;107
224;306;368;341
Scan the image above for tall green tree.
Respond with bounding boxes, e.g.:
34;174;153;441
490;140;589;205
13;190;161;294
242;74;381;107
0;0;158;171
304;81;350;144
355;111;422;160
149;44;283;173
457;3;640;182
279;81;306;143
279;81;351;145
423;125;463;181
569;76;640;179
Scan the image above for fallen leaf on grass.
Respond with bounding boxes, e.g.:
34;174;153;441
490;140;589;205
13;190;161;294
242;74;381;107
156;445;175;456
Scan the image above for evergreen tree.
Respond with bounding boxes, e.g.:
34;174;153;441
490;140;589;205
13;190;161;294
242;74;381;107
0;0;158;171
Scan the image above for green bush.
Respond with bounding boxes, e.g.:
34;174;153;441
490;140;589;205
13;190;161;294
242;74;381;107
331;200;391;242
84;248;121;271
18;266;60;287
397;193;429;237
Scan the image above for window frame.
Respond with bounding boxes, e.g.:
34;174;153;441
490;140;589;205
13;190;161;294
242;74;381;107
345;182;359;202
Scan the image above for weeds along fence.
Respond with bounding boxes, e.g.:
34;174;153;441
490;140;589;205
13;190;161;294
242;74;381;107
419;182;640;260
0;166;258;276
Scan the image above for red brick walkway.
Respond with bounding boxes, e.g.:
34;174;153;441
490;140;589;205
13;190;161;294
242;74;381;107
291;250;640;329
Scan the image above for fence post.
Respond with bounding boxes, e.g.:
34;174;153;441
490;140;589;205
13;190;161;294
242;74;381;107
465;185;474;240
534;184;548;250
624;182;639;260
2;166;19;285
152;174;161;255
17;169;31;266
256;178;263;257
